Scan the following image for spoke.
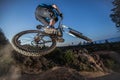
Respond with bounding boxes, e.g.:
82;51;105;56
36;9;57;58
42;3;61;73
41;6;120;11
44;40;52;43
38;40;52;44
41;38;46;43
26;35;34;38
21;38;33;41
20;39;32;42
25;36;34;39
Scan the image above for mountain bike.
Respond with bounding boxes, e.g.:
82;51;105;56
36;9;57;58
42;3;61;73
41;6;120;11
11;18;92;57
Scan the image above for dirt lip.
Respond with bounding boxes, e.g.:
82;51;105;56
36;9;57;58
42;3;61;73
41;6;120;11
86;72;120;80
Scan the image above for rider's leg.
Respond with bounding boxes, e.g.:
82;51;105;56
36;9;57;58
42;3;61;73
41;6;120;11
49;15;58;27
35;6;50;26
35;6;58;28
35;13;49;27
35;6;58;34
48;19;56;28
35;11;55;28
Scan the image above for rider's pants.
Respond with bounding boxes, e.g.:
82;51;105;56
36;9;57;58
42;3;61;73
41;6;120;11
35;5;58;27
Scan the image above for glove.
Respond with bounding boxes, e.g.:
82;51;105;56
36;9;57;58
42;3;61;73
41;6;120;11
59;13;63;18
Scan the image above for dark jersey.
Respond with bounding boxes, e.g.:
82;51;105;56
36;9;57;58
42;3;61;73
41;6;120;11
39;4;59;17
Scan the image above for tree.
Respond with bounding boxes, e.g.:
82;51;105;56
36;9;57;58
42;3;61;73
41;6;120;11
110;0;120;28
105;40;109;44
0;28;8;45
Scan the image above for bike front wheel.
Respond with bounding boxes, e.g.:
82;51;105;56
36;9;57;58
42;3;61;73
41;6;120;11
12;30;56;57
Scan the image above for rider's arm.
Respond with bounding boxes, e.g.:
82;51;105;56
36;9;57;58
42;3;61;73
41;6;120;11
52;4;62;15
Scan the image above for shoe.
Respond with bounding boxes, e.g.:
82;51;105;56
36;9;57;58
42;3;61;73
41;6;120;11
44;27;57;34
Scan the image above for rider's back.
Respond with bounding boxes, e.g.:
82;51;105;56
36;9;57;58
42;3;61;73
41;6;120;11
38;3;53;9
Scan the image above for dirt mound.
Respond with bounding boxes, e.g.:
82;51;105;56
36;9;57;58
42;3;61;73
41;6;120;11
1;42;120;80
12;48;108;74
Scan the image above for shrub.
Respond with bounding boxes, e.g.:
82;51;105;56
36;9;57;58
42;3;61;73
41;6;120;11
104;59;115;69
45;48;64;65
63;50;75;65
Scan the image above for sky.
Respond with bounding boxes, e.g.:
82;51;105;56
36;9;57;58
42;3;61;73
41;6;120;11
0;0;120;46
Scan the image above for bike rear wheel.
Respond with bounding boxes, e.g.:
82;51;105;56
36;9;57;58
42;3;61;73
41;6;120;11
12;30;56;57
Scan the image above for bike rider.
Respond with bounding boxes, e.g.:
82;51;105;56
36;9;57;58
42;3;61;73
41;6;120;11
35;3;64;42
35;3;63;34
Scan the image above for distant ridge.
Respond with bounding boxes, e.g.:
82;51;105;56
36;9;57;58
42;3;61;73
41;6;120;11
95;37;120;43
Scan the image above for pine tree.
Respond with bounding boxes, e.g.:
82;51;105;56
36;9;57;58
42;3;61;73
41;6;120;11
0;28;8;45
110;0;120;28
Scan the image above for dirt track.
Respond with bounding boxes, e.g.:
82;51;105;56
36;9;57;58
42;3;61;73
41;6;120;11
90;72;120;80
1;66;120;80
80;71;120;80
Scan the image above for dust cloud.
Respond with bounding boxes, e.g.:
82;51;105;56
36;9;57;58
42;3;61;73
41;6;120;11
0;43;21;80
